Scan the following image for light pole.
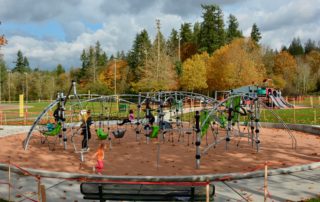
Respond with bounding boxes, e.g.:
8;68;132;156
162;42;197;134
0;66;1;104
24;72;28;106
7;70;11;103
114;58;117;95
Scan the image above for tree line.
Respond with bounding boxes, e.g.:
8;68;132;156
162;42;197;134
0;4;320;102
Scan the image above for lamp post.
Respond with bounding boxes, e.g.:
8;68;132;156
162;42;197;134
7;70;11;103
24;72;28;106
114;58;117;95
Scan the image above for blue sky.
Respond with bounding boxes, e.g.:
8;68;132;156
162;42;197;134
0;0;319;70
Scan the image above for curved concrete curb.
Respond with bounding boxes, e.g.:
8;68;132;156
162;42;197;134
1;162;320;182
260;122;320;136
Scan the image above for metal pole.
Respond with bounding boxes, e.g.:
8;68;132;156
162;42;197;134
114;58;117;95
8;70;11;103
195;111;201;169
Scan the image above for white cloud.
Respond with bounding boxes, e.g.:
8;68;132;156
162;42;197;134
1;0;320;69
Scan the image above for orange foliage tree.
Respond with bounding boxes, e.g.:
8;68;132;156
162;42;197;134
206;38;265;91
99;59;130;94
272;51;297;90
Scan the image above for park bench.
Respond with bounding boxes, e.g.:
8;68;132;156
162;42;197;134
80;181;215;201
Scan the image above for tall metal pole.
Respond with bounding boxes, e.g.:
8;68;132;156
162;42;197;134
156;19;160;83
178;32;181;62
24;73;28;105
195;111;201;169
7;70;10;103
0;66;1;104
114;58;117;95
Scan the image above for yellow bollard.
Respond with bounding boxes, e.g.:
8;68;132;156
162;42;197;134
19;94;24;117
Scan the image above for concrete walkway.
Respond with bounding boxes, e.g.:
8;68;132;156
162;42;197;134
0;167;319;201
0;126;319;201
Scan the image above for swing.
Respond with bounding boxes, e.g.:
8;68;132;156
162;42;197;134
112;129;126;139
40;122;62;150
96;128;108;140
150;125;160;138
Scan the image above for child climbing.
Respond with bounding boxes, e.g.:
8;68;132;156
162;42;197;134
92;143;106;175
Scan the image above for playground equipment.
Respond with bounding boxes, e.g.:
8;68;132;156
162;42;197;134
23;82;297;168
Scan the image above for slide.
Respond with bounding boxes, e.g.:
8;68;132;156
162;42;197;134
269;95;287;108
279;96;294;108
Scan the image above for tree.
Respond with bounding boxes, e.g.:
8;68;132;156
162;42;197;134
199;4;225;54
13;50;26;73
288;37;304;56
250;23;261;44
306;51;320;91
167;28;179;58
55;64;65;76
132;29;178;91
226;14;242;43
127;29;152;70
304;39;317;54
180;23;193;44
273;51;297;92
23;56;30;71
206;38;265;91
192;22;201;45
99;59;129;94
180;53;208;91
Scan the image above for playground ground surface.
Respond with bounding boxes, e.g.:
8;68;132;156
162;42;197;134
1;126;319;176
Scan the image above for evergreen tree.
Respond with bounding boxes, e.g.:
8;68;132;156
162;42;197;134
199;4;225;54
127;29;151;79
288;37;304;56
56;64;65;76
99;52;108;66
304;39;317;54
226;14;242;43
13;50;26;73
180;23;193;44
250;23;261;44
23;56;31;72
192;22;201;45
167;28;179;57
80;49;89;69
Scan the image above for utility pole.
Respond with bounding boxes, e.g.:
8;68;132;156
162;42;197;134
0;21;8;104
7;70;11;103
114;58;117;95
156;19;160;83
178;32;181;62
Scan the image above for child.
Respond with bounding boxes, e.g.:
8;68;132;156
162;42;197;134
129;109;134;122
92;143;106;175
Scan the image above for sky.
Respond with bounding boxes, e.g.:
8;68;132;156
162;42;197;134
0;0;320;70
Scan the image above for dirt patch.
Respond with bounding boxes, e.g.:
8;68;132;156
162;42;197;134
1;126;320;176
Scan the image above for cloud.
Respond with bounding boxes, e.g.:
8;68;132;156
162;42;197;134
1;0;320;69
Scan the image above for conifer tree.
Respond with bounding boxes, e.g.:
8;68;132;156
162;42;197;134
250;23;261;44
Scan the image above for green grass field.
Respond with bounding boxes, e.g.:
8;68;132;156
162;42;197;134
1;99;320;125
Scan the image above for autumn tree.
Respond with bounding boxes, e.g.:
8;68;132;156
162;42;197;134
206;38;265;91
306;50;320;91
180;53;208;91
99;59;129;94
273;51;297;93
